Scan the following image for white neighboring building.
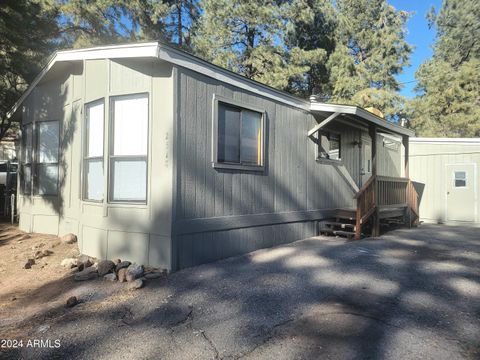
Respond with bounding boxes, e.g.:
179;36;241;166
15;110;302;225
410;137;480;225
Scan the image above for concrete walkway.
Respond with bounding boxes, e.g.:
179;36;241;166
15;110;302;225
9;224;480;359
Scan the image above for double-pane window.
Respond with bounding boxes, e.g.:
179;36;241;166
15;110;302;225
21;124;33;194
84;101;104;201
36;121;59;195
217;102;263;167
110;94;148;202
318;131;341;161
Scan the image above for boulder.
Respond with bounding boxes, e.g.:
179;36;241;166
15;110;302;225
61;258;78;268
97;260;115;277
103;273;117;282
61;233;77;244
126;263;144;282
66;296;78;308
117;268;127;283
77;254;93;268
33;250;43;259
128;279;144;290
115;261;131;273
74;267;98;281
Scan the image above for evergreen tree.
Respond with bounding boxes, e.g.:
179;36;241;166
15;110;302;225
410;0;480;137
0;0;58;141
58;0;199;49
326;0;412;120
285;0;336;97
193;0;325;90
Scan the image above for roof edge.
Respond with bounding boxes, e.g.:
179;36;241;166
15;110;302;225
411;137;480;144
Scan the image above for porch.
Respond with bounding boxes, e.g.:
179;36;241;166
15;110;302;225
309;102;419;239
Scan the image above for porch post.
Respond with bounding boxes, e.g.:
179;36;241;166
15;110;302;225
369;125;380;237
402;135;409;178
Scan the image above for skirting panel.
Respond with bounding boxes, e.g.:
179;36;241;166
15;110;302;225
175;220;317;270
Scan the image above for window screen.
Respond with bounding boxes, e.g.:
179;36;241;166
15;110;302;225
36;121;59;195
110;94;148;202
84;101;104;201
217;102;263;167
454;171;466;188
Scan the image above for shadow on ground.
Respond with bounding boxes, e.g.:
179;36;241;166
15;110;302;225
1;224;479;360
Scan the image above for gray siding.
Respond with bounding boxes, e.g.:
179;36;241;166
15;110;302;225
173;67;356;269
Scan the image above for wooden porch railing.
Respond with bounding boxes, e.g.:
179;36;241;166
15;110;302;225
354;175;419;239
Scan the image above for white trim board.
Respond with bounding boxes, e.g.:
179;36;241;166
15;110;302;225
411;137;480;144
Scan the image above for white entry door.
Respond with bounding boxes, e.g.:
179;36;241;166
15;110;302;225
360;138;372;186
446;164;477;222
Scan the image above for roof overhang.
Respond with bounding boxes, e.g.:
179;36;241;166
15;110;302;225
6;41;309;120
310;102;414;137
7;41;416;139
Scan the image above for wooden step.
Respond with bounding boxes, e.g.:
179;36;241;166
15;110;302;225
323;222;356;230
319;228;356;239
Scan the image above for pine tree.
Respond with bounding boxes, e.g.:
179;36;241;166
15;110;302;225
193;0;325;90
58;0;200;49
326;0;412;120
0;0;58;141
409;0;480;137
285;0;336;97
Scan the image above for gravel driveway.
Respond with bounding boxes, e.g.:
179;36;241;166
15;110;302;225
4;224;480;359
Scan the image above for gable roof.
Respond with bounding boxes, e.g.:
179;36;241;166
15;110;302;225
7;41;414;137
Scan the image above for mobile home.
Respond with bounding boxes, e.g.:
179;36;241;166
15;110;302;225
410;137;480;225
7;42;417;271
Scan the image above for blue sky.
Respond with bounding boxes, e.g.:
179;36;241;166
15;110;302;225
389;0;443;98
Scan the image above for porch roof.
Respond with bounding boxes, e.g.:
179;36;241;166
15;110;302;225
310;102;414;137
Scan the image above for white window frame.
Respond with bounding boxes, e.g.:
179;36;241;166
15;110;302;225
35;119;59;196
212;94;266;172
83;99;105;202
21;123;33;195
108;93;149;204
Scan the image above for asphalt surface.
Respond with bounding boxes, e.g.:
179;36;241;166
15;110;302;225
5;224;480;359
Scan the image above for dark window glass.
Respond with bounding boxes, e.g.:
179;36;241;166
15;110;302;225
217;102;263;167
454;171;466;187
318;131;341;160
218;104;241;163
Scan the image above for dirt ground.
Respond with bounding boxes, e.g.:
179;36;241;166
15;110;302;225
0;223;136;341
0;223;479;359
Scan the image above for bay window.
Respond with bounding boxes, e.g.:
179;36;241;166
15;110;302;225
84;100;104;201
109;94;148;203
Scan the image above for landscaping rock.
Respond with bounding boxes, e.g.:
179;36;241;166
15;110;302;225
145;272;164;279
61;233;77;244
61;258;78;268
66;296;78;308
74;266;98;281
117;268;127;283
115;261;131;272
103;273;117;282
113;258;121;264
126;263;144;282
42;249;53;257
77;254;93;268
97;260;115;277
24;258;35;269
128;279;144;290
